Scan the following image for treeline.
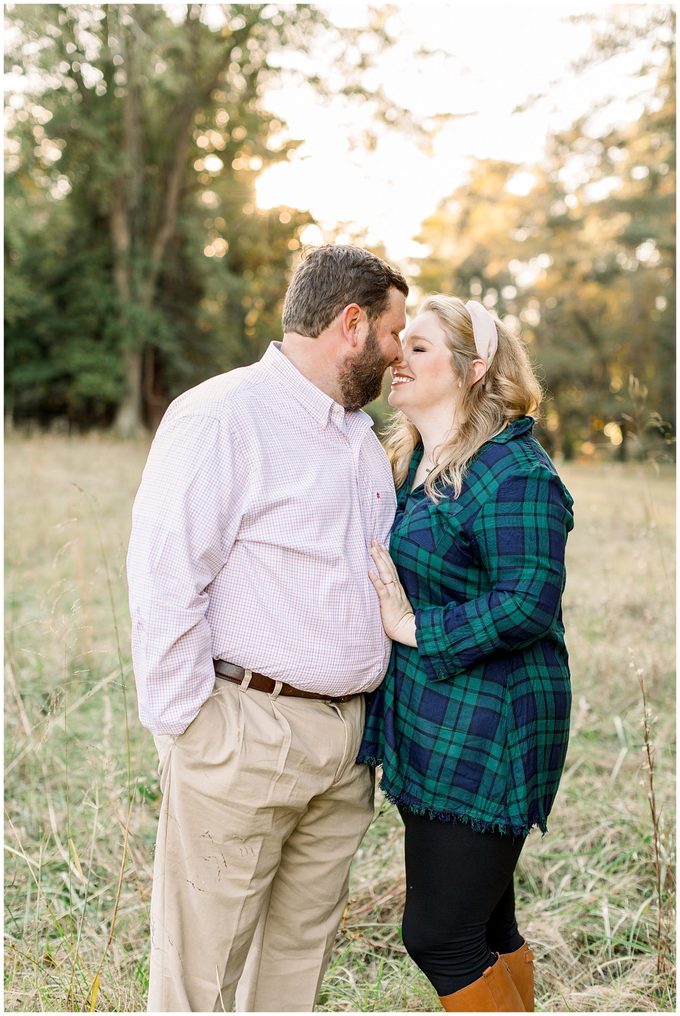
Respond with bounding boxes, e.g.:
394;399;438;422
412;10;675;460
4;3;403;433
4;4;676;459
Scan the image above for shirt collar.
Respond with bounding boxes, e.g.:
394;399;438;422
397;417;534;503
261;341;374;432
488;416;535;443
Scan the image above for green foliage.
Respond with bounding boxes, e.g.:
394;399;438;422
4;4;676;445
5;180;124;425
413;7;675;459
4;3;385;430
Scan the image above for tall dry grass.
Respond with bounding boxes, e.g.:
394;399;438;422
4;434;675;1012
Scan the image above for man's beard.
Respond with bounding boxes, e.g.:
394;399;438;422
337;324;390;411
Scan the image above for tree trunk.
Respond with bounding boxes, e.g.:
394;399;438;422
113;3;242;433
111;189;143;436
115;347;144;437
111;4;144;437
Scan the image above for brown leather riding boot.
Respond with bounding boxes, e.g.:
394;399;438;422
501;942;535;1011
439;955;525;1011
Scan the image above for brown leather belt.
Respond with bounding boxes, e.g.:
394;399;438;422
213;660;358;703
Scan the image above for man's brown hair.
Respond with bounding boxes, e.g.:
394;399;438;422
282;244;408;337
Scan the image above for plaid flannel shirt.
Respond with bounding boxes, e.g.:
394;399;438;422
358;417;574;836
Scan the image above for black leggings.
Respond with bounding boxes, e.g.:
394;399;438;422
399;808;526;996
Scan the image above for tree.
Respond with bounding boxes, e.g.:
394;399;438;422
5;3;422;432
412;6;675;459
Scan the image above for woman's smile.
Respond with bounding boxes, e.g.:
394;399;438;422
388;310;458;412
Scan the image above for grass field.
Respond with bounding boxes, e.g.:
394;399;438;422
4;434;676;1012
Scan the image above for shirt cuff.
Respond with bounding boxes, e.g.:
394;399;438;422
415;605;469;681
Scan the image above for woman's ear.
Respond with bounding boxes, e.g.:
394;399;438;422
470;357;488;386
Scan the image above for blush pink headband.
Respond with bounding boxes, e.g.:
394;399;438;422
465;300;498;370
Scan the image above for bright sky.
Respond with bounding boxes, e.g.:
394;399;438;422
254;1;665;261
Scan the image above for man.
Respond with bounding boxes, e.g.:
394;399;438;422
127;244;408;1012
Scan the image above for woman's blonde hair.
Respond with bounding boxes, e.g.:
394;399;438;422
384;294;543;500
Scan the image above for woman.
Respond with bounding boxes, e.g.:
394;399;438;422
358;295;573;1012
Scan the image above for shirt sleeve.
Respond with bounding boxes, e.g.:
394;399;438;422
414;467;573;681
126;411;247;734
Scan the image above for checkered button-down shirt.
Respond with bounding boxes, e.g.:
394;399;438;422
358;418;574;836
127;342;397;735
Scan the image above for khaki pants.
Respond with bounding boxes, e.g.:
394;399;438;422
148;679;374;1012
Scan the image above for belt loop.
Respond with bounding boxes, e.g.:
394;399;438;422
241;669;253;691
270;680;283;701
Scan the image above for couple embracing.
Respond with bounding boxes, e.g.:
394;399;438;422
127;245;573;1012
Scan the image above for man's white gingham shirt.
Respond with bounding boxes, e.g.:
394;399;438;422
127;342;397;734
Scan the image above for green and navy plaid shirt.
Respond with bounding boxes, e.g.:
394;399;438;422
358;417;574;836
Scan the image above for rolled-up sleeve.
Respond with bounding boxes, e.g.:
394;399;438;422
415;468;573;682
126;412;246;734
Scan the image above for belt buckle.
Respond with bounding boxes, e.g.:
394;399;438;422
214;660;245;682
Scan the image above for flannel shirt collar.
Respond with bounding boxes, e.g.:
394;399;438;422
488;416;535;443
399;417;536;505
261;342;374;433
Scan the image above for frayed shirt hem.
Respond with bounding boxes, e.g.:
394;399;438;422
357;755;548;838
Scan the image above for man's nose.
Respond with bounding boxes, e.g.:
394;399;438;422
392;344;407;366
392;336;405;363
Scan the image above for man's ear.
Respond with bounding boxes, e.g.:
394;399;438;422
339;303;365;347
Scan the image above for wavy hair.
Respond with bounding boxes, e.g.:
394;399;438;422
383;294;543;500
